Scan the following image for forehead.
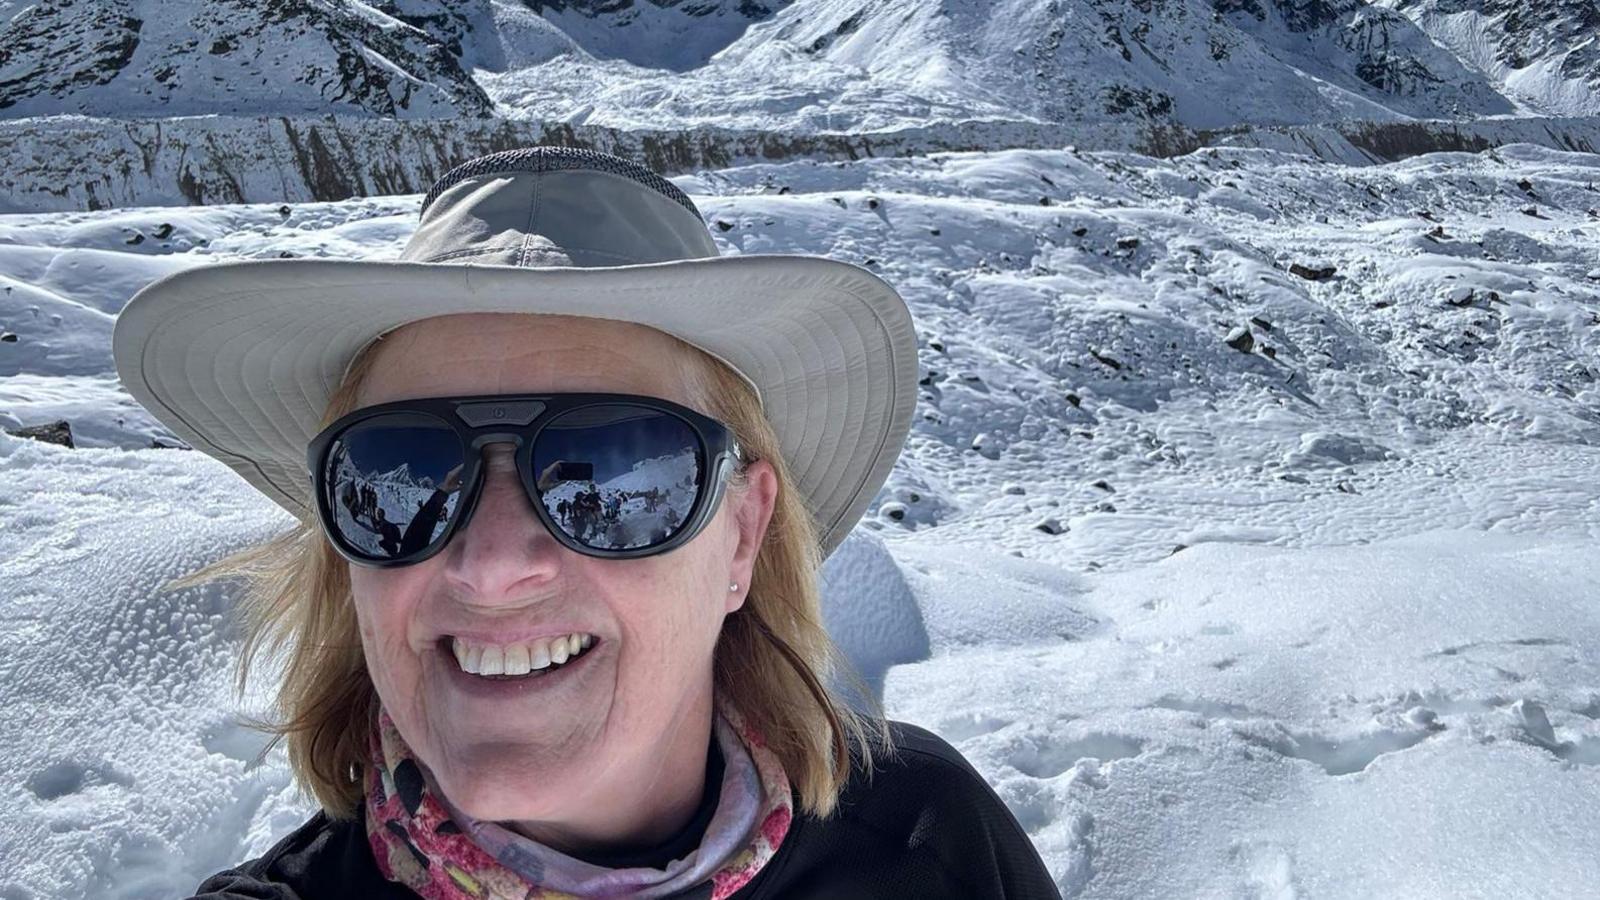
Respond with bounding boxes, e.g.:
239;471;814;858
356;313;702;407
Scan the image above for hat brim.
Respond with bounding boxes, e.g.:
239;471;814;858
112;255;917;558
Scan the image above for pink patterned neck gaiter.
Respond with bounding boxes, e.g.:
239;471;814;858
365;698;793;899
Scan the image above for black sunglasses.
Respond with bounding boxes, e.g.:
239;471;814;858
306;393;745;567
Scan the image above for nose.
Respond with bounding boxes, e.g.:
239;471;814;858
441;443;563;601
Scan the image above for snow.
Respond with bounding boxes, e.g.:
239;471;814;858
1377;1;1600;117
7;0;1596;144
4;140;1600;897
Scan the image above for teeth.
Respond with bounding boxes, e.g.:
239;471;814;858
479;645;505;677
529;639;551;671
504;644;530;676
450;633;595;677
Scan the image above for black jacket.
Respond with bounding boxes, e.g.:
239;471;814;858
190;721;1061;899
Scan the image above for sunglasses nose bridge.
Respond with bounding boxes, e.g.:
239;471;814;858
457;432;546;532
467;432;527;451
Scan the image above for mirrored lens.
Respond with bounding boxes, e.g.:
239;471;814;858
323;413;467;560
531;405;703;551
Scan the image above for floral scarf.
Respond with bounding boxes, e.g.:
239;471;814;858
365;699;792;899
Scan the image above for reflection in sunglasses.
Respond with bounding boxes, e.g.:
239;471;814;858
538;444;698;550
325;406;706;557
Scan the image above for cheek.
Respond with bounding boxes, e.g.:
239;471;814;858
610;554;727;678
347;567;427;693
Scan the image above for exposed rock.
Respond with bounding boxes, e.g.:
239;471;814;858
8;419;74;448
1033;516;1067;535
4;112;1600;212
1089;348;1123;370
1290;262;1337;281
1225;326;1255;353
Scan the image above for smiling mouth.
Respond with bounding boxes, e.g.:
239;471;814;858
442;633;598;681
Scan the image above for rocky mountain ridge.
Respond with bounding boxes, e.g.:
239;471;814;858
4;111;1595;212
2;0;1597;210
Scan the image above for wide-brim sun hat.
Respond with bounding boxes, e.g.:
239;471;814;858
112;146;918;558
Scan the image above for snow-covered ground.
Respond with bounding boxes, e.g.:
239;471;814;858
3;142;1599;898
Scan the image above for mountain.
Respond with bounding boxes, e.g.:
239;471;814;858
2;0;1591;128
1377;0;1600;116
372;461;434;489
0;0;491;118
472;0;1525;131
1;0;1598;212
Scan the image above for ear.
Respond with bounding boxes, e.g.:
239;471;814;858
725;459;777;614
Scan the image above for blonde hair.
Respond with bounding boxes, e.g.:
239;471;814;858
172;324;892;820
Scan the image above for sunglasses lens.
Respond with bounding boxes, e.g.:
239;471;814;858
322;413;466;561
531;404;704;551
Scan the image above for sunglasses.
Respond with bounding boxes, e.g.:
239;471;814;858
306;393;745;567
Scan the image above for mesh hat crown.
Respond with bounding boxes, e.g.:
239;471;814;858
113;146;918;557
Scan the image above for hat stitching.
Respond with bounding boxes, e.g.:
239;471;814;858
418;245;648;266
517;172;543;269
420;147;701;223
420;246;523;263
132;325;309;519
554;247;648;264
813;285;907;548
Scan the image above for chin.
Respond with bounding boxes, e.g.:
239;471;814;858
431;755;566;823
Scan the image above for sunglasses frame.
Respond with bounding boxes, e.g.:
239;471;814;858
306;392;745;568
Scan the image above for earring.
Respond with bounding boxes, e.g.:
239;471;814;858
729;582;739;592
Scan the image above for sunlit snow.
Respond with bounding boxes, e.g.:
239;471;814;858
3;142;1599;898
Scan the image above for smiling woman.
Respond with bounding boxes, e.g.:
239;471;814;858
113;147;1060;899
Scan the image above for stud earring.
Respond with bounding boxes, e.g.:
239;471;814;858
729;582;739;592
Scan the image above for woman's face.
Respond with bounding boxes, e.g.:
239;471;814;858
347;313;774;837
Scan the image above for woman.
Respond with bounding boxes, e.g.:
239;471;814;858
114;147;1060;898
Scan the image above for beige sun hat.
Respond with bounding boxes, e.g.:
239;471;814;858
112;146;917;558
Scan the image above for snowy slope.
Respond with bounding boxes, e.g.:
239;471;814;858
1380;0;1600;116
470;0;1525;130
4;142;1599;897
0;0;1590;130
7;0;1600;214
0;0;492;118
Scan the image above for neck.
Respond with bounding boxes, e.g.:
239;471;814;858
507;689;716;857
